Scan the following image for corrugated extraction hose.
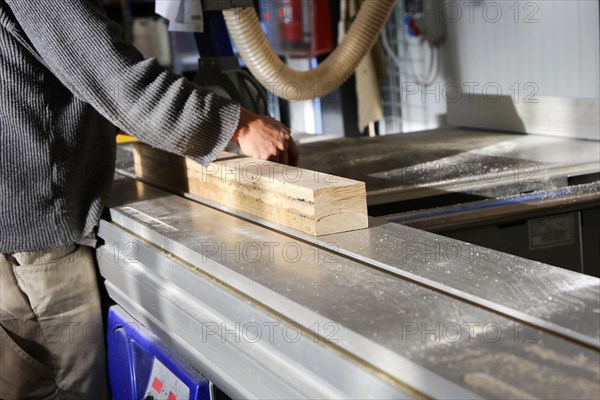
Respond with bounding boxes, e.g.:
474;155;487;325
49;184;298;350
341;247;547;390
223;1;397;101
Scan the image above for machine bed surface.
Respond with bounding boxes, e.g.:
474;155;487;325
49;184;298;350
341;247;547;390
99;179;600;399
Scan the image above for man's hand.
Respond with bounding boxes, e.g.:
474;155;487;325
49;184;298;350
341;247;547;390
231;108;299;166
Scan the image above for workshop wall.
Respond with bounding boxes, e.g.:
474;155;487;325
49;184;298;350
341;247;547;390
444;0;600;99
380;0;600;135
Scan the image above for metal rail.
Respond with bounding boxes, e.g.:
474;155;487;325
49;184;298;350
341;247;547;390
386;182;600;232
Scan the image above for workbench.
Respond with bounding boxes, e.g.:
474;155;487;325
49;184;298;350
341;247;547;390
101;129;600;398
296;127;599;210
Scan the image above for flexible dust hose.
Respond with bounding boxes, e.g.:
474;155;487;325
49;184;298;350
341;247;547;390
223;1;397;101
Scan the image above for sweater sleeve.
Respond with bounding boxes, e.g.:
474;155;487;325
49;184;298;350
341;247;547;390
5;0;241;165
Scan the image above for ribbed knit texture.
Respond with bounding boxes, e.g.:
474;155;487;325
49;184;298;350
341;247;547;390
0;0;241;253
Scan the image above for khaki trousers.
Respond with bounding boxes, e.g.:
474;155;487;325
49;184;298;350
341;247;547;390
0;245;108;399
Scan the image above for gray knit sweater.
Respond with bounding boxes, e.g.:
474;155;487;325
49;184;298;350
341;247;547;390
0;0;241;253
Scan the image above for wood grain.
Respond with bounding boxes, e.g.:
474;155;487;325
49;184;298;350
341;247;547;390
133;143;368;236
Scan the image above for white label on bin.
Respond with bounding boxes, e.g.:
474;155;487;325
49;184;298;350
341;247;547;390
528;214;575;250
144;357;190;400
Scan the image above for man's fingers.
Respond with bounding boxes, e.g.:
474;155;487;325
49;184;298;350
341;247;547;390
235;112;296;167
280;148;289;166
288;138;299;167
276;141;286;152
267;152;280;164
276;129;289;152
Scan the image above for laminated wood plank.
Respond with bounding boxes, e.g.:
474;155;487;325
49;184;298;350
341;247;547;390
133;143;368;236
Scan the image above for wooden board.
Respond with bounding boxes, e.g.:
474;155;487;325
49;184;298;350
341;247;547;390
133;143;368;236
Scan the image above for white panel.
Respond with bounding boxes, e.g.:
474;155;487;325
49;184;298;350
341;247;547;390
444;0;600;99
448;95;600;140
578;0;600;95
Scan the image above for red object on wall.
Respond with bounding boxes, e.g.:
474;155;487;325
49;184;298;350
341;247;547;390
312;0;334;56
261;0;333;58
279;0;304;43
